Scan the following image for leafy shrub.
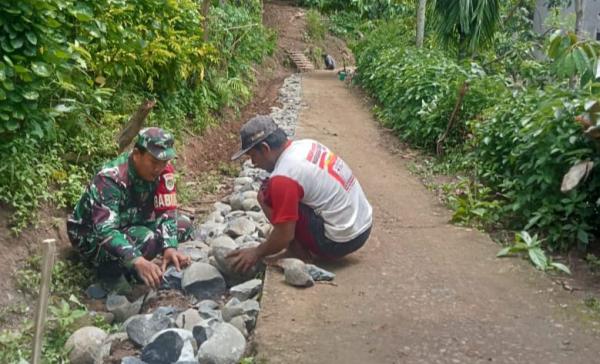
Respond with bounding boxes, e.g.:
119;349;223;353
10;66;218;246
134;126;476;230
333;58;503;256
469;86;600;250
0;1;274;230
306;9;326;42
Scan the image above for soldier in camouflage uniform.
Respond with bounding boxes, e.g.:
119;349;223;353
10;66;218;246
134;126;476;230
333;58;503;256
67;127;193;289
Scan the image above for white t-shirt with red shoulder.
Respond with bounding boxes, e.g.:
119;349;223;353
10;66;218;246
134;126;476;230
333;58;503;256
264;139;372;242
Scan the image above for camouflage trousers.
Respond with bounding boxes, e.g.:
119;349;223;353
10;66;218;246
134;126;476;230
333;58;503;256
68;215;194;268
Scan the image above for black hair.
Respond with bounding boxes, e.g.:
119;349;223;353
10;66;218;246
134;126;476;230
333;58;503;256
254;128;288;150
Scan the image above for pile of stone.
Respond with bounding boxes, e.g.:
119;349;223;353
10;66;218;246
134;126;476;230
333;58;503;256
65;74;334;364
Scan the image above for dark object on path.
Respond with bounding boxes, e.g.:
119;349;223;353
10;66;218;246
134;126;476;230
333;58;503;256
323;54;336;70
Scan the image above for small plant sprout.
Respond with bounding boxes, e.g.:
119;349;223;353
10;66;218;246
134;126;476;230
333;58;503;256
497;231;571;274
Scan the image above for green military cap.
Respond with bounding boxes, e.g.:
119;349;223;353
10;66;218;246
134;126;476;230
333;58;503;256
135;127;176;161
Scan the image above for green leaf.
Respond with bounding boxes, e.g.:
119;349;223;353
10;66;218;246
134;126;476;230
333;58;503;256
0;88;5;100
31;62;51;77
25;31;37;45
550;262;571;275
5;119;19;131
496;246;512;257
22;90;39;100
528;247;548;270
10;37;23;49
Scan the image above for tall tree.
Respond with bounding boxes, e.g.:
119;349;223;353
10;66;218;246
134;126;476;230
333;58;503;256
574;0;583;37
416;0;427;47
430;0;501;57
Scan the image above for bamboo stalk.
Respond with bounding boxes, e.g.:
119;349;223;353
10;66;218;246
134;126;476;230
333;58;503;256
31;239;56;364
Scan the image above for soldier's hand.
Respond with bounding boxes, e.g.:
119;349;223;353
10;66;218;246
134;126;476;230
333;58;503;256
162;248;191;272
133;257;162;289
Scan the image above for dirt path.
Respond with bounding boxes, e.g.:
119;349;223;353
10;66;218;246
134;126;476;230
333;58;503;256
253;71;600;364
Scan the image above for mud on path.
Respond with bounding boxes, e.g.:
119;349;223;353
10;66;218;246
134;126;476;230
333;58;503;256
254;71;600;364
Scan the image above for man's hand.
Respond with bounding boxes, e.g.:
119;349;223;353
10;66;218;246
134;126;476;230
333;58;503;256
133;257;162;289
161;247;191;272
227;247;260;273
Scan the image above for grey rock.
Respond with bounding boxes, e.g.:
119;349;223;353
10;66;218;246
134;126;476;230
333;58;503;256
225;217;255;238
192;318;218;346
182;262;226;300
106;293;142;322
305;264;336;281
229;316;248;338
213;202;232;216
245;211;267;223
65;326;107;364
206;211;225;224
222;303;244;322
239;183;255;193
86;283;107;299
125;313;172;347
153;306;178;318
95;332;128;364
198;308;223;322
142;329;196;364
161;266;183;290
239;299;260;318
197;322;246;364
280;258;314;287
241;198;261;212
176;308;203;331
256;223;272;238
179;246;208;262
195;299;219;310
240;314;256;332
179;240;210;250
242;191;258;200
229;193;245;211
234;177;253;186
229;279;262;301
121;357;147;364
224;210;246;221
196;222;226;241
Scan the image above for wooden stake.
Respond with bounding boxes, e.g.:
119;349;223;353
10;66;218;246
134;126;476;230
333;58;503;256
31;239;56;364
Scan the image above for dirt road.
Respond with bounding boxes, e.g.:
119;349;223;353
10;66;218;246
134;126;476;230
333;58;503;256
253;71;600;364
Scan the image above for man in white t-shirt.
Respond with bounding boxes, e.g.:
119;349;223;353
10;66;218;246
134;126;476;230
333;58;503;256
227;115;373;272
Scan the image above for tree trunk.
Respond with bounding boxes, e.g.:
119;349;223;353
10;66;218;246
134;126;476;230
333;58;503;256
416;0;427;47
117;99;156;154
202;0;211;42
574;0;584;37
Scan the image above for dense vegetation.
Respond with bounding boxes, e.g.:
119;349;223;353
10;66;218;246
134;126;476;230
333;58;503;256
0;0;274;232
309;0;600;252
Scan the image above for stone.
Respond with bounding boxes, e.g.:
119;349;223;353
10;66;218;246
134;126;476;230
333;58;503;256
86;283;107;299
244;211;267;223
229;279;262;301
240;314;256;332
95;332;128;364
212;236;262;285
121;357;146;364
179;240;209;250
125;313;172;347
207;211;225;224
214;202;232;216
279;258;314;287
241;198;261;212
161;266;183;290
176;308;203;331
257;223;272;238
229;316;248;338
224;210;246;221
224;217;255;238
179;246;208;262
182;262;226;300
242;190;258;200
229;193;245;211
106;293;142;322
197;322;246;364
65;326;107;364
195;299;219;311
141;329;196;364
192;318;218;346
305;264;336;281
239;299;260;318
196;222;226;241
234;177;253;186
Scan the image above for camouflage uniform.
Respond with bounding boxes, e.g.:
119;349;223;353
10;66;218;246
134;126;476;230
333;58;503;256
67;128;192;272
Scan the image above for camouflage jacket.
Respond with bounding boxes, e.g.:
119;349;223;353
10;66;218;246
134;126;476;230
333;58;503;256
68;152;178;266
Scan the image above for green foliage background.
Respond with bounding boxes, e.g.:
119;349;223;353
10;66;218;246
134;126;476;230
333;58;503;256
0;0;274;231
